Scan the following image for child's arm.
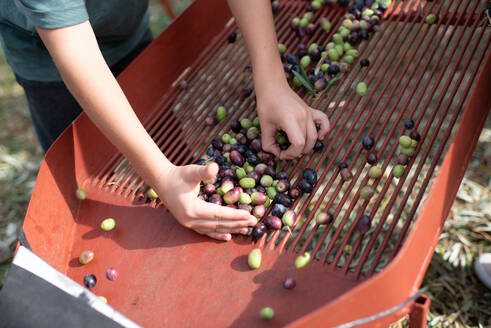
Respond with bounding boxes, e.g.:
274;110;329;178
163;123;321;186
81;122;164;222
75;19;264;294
36;21;256;241
227;0;330;160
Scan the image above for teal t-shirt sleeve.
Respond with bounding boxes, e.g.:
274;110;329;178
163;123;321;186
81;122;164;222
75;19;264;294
13;0;89;29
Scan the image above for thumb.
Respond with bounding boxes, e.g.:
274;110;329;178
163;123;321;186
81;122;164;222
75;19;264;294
184;162;219;183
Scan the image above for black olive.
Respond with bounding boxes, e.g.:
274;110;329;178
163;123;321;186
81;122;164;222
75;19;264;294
338;162;348;169
404;119;415;130
313;140;324;151
274;193;293;207
298;179;314;193
327;64;340;76
286;53;299;65
360;30;369;40
367;153;378;165
362;136;375;150
302;168;318;185
360;58;370;67
228;32;237;43
251;223;267;242
271;203;287;217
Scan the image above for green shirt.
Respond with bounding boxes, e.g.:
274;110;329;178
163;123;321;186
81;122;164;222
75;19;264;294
0;0;149;82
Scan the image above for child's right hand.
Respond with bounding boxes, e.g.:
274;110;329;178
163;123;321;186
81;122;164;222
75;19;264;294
154;162;257;241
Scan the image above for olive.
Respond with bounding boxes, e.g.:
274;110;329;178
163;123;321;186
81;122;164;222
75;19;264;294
260;175;273;187
294;252;311;268
356;82;368;96
338;162;348;169
302;168;318;185
239;193;252;205
277;171;289;180
260;307;274;320
277;43;287;55
229;150;244;166
247;153;260;166
360;186;375;200
247;171;260;184
367;153;378;165
228;32;237;43
253;205;266;219
298;179;314;193
194;158;206;165
356;214;371;232
306;23;316;34
328;48;340;61
240;118;252;129
314;78;327;91
211;138;224;150
397;154;409;165
239;177;256;189
205;115;218;126
311;140;324;152
321;63;330;73
409;130;421;142
271;203;287;218
340;168;353;181
320;17;331;31
275;179;290;193
327;64;340;76
350;31;360;44
256;185;266;193
240;87;253;99
216;106;227;121
101;218;116;231
83;274;97;288
399;135;412;148
274;193;293;207
368;166;382;179
224;187;241;204
425;14;436;24
248;248;262;269
311;0;321;10
179;80;188;90
289;188;301;199
400;147;415;157
265;215;282;230
410;139;418;148
76;188;86;200
203;184;216;196
264;166;276;179
362;136;375;150
249;139;262;152
208;194;223;205
303;12;313;21
271;0;279;13
291;17;300;29
254;163;267;176
316;211;334;225
251;223;267;241
283;277;297;289
231;119;242;133
106;267;119;281
281;210;296;227
286;53;299;65
79;250;94;265
360;58;370;67
393;165;405;178
310;48;321;61
266;186;277;200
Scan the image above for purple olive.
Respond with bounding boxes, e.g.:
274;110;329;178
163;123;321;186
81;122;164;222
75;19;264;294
274;193;293;207
283;277;296;289
222;144;232;153
367;153;378;165
255;163;267;176
251;192;268;205
106;267;119;281
264;166;276;179
179;80;188;90
398;154;409;165
84;274;97;288
230;150;245;166
256;185;266;193
338;162;348;169
314;77;327;91
265;158;276;169
238;135;248;145
306;23;316;34
203;184;215;196
250;139;262;152
340;168;353;181
271;203;287;218
205;115;218;126
260;175;273;187
224;187;241;204
251;223;267;241
356;214;372;233
316;211;334;225
276;170;288;180
265;216;282;230
240;87;253;99
208;194;223;205
246;153;260;166
410;130;421;142
298;179;313;193
253;204;266;218
362;136;375;150
289;188;301;199
231;120;242;133
302;168;318;185
271;0;280;13
275;179;290;193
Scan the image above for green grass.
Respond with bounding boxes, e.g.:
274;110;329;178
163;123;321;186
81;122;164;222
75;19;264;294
0;1;490;326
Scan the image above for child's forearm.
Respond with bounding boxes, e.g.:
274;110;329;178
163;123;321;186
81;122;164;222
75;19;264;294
36;21;173;184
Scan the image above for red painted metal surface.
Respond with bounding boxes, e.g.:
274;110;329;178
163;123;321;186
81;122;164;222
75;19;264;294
22;0;490;327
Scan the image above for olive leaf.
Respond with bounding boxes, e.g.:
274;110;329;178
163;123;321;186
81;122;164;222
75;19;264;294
327;76;341;88
291;70;316;94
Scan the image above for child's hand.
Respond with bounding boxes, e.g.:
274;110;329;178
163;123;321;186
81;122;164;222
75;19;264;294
154;162;257;241
256;83;330;160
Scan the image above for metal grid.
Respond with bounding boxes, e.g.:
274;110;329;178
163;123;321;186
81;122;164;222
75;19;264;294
90;0;490;279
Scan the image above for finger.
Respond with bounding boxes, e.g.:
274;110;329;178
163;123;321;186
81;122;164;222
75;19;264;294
205;232;232;241
302;118;318;154
216;227;250;235
198;201;257;225
279;123;305;160
183;163;219;183
311;109;330;140
260;125;281;157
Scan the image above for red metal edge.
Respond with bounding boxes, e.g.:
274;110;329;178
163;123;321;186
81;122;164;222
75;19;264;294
287;52;491;328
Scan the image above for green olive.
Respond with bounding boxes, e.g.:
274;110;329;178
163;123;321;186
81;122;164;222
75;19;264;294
248;248;262;269
278;43;287;54
266;186;277;199
236;167;247;179
410;139;418;148
360;186;375;200
346;49;359;58
321;63;330;73
425;14;436;24
333;33;344;45
300;55;311;69
308;43;318;54
400;147;415;157
76;188;86;200
293;76;302;87
216;106;227;121
239;193;252;205
260;307;274;320
253;117;260;128
221;133;232;144
343;55;354;64
240;118;252;129
300;17;309;28
343;42;352;52
368;166;382;179
101;218;116;231
328;48;340;61
335;44;344;57
147;188;158;199
393;165;405;178
356;82;367;96
399;135;412;148
295;252;311;268
239;177;256;189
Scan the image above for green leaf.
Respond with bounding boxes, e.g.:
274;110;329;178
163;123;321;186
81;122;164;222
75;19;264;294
291;70;316;93
327;76;341;88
